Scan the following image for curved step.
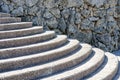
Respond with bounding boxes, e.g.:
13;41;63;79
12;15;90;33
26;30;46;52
0;26;43;39
41;48;105;80
0;39;79;71
0;13;10;17
0;17;21;24
0;43;92;80
86;52;118;80
0;22;33;31
0;35;67;59
0;31;55;48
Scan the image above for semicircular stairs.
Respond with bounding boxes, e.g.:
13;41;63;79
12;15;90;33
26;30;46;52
0;12;119;80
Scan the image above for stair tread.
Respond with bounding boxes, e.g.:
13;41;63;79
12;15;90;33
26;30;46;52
0;31;55;48
86;52;118;80
0;22;33;31
0;39;79;71
41;48;104;80
0;35;67;59
0;43;92;80
0;26;43;39
0;26;42;33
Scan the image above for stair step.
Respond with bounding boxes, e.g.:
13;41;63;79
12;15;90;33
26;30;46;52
113;61;120;80
86;52;118;80
0;22;33;31
0;31;55;48
0;13;10;17
0;39;79;72
0;17;21;24
0;35;67;59
0;26;43;39
41;48;104;80
0;43;92;80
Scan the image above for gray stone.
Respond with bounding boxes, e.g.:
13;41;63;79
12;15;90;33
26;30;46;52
58;18;66;33
89;17;99;21
27;6;38;16
54;29;62;35
8;4;14;11
69;9;76;24
12;0;25;6
43;0;56;9
86;0;105;8
81;9;90;18
43;9;53;19
61;9;70;19
76;31;92;43
11;6;23;16
67;0;83;8
46;17;58;29
49;8;61;18
75;12;81;24
80;19;94;30
1;4;10;13
25;0;38;7
68;24;78;35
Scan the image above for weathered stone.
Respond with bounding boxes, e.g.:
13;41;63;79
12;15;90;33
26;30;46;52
80;19;93;30
49;8;61;18
81;9;90;18
54;29;62;35
58;18;66;33
25;0;38;7
75;12;81;24
69;9;76;24
8;4;14;11
43;0;56;9
27;6;38;16
76;31;92;43
61;9;70;19
89;17;99;21
12;0;25;6
67;0;83;8
46;17;58;29
107;8;115;16
11;6;23;16
43;9;53;19
1;4;10;13
85;0;105;8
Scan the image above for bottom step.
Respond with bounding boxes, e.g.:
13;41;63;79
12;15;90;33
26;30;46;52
85;52;118;80
41;48;104;80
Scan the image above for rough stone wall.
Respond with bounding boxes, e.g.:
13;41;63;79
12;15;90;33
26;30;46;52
0;0;120;52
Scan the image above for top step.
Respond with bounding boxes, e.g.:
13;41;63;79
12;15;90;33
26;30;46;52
0;17;21;24
0;13;10;17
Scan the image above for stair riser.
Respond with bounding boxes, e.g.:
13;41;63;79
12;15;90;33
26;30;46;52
0;36;67;59
0;13;10;17
0;46;92;80
0;41;79;71
0;18;21;24
0;22;32;31
0;27;43;39
0;32;55;48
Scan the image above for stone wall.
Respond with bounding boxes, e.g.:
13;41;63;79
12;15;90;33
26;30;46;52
0;0;120;52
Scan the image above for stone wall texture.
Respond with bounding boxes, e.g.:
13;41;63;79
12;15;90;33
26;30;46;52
0;0;120;52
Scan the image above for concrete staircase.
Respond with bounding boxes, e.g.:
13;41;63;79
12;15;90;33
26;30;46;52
0;12;119;80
